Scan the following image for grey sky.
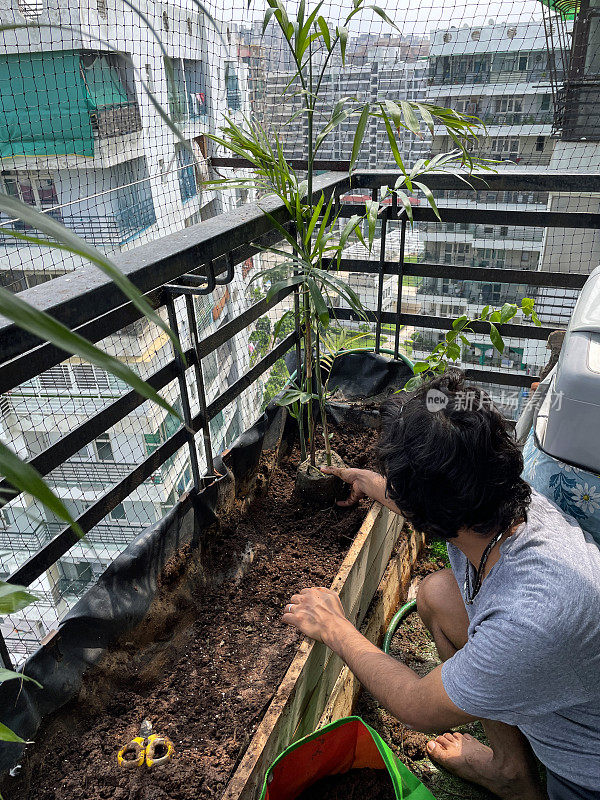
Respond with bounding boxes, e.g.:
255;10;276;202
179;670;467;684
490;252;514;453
207;0;546;35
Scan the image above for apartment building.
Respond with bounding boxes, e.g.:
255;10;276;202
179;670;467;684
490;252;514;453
0;0;261;659
417;20;569;380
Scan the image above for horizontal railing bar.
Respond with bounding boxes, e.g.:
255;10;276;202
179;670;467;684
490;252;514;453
0;353;190;510
0;227;294;396
8;334;299;587
9;428;188;587
411;206;600;229
211;162;600;194
330;307;557;341
0;173;348;367
462;368;536;388
352;170;600;194
204;332;299;421
334;258;588;289
211;156;353;172
336;202;600;229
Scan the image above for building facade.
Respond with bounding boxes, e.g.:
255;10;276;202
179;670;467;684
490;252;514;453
0;0;263;660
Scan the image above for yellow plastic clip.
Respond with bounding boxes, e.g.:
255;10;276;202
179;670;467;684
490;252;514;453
117;736;146;768
145;733;174;767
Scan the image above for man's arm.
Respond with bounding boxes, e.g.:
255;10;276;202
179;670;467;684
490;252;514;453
283;587;476;732
321;466;403;514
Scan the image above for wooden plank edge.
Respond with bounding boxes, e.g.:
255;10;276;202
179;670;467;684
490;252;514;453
319;525;426;726
221;503;400;800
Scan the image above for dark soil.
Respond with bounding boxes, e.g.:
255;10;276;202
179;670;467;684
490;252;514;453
4;426;384;800
296;768;395;800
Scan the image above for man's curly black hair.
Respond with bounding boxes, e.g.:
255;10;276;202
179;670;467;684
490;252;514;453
378;368;531;541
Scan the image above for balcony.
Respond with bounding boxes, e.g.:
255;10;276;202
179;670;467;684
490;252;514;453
0;168;598;798
0;198;156;250
90;101;142;139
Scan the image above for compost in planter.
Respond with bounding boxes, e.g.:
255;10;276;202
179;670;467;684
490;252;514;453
296;768;395;800
2;424;379;800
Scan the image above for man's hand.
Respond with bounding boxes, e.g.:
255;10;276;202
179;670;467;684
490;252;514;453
282;587;351;648
321;466;403;515
320;466;373;507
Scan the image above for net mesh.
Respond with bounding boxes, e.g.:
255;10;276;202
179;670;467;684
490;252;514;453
0;0;598;661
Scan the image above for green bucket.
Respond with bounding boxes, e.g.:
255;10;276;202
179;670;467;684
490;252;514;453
259;715;436;799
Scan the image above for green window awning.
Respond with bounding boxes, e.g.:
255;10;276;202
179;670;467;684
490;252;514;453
82;56;129;109
0;50;95;158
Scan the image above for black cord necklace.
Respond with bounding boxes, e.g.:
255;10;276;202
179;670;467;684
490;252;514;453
463;529;505;605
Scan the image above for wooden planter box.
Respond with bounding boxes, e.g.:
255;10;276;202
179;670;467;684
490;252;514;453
223;504;424;800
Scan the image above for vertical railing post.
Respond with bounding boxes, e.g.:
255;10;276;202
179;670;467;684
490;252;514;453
184;293;214;478
394;216;407;361
374;197;387;354
166;294;202;491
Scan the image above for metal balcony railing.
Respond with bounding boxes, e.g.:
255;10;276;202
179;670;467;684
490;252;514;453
0;198;157;249
1;167;599;668
90;102;143;138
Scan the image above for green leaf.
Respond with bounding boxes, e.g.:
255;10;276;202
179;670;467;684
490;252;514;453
413;180;440;221
316;15;331;49
0;722;28;744
273;309;296;342
489;322;504;354
520;297;535;315
0;195;181;357
400;100;420;136
350;103;370;175
499;303;518;324
404;375;424;391
480;305;490;320
395;191;414;225
367;5;399;30
262;6;275;33
308;279;330;328
0;443;84;539
0;582;38;615
452;315;469;330
0;668;42;689
532;310;541;326
338;25;348;64
0;288;178;420
366;199;379;251
412;361;430;374
265;275;307;304
415;102;435;135
489;310;501;323
446;342;461;360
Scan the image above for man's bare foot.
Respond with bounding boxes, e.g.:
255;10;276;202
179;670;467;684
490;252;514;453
426;732;545;800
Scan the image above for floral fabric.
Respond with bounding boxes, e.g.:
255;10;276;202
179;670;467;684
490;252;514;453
522;429;600;548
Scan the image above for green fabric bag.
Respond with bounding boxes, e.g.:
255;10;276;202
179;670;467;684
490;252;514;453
259;715;436;799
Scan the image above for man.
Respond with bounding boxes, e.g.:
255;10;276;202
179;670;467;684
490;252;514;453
283;370;600;800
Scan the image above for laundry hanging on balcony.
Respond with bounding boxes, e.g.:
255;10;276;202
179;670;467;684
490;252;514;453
0;50;95;158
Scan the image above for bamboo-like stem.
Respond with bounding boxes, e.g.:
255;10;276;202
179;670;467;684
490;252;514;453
314;326;332;466
303;286;315;467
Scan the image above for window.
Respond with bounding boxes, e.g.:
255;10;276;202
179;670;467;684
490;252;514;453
500;226;509;237
535;136;545;152
521;251;531;262
225;64;241;111
110;503;127;521
145;64;154;93
97;0;107;15
162;10;169;31
176;144;197;203
2;173;58;212
541;94;550;111
518;56;528;71
95;434;114;461
17;0;43;17
0;508;11;528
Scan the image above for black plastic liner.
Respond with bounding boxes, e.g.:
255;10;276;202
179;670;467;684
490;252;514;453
0;351;412;772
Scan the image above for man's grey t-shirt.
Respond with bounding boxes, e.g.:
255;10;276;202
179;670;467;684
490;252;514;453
441;490;600;790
